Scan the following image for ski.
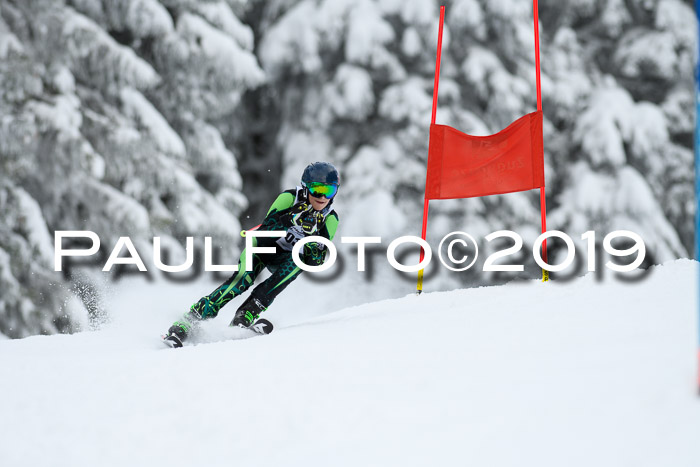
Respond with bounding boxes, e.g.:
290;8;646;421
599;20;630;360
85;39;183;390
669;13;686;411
162;318;273;348
161;333;184;348
246;318;274;335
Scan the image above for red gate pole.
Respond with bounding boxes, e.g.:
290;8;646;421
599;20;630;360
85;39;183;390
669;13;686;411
533;0;549;281
417;5;445;294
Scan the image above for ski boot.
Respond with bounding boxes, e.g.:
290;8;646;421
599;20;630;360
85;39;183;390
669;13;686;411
163;298;219;348
162;307;204;348
163;321;187;349
162;321;191;348
231;296;266;329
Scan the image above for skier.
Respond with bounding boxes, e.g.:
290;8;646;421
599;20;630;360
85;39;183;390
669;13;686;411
162;162;340;347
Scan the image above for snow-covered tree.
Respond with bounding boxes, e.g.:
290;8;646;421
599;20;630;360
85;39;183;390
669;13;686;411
253;0;695;286
0;0;263;337
0;0;695;337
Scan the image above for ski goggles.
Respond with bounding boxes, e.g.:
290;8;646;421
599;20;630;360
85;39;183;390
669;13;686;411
306;182;339;199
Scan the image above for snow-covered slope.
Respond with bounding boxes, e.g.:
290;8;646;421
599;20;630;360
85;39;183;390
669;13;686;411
1;261;699;467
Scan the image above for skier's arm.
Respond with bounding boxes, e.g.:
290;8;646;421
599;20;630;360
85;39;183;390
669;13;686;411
266;191;296;216
321;212;339;241
302;212;339;266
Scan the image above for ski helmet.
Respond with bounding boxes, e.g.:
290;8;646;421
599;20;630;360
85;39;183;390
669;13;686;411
301;162;340;199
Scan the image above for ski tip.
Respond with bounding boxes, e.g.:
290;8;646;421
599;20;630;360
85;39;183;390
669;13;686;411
161;338;176;349
161;334;183;348
251;318;274;335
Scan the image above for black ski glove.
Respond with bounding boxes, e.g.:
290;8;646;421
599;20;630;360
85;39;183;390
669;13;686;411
302;242;326;266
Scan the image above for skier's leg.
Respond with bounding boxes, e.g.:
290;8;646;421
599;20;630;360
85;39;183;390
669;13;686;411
189;253;264;318
166;248;264;343
231;256;302;327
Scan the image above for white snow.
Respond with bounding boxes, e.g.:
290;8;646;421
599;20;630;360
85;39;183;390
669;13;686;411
483;0;531;20
61;7;161;90
449;0;486;40
550;161;687;260
343;190;405;238
0;16;24;59
345;1;395;66
614;30;678;81
656;0;697;53
573;86;635;168
570;0;599;18
259;1;322;77
185;120;240;182
378;77;432;125
401;27;422;58
192;1;254;51
51;65;76;95
0;260;698;466
5;186;55;267
28;95;83;141
71;0;174;38
280;131;334;187
662;87;695;136
82;179;152;236
169;164;242;240
461;47;505;98
120;86;186;159
324;64;375;121
176;12;264;88
379;0;436;27
124;0;174;38
628;102;669;165
599;0;632;37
